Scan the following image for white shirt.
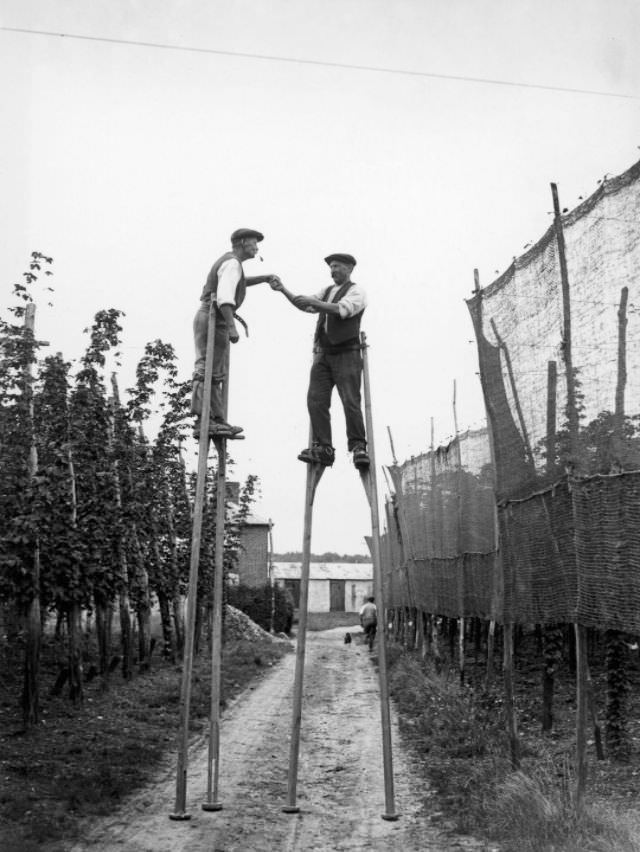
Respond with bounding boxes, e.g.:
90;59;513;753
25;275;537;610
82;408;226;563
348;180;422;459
360;602;377;622
216;257;243;308
312;282;367;319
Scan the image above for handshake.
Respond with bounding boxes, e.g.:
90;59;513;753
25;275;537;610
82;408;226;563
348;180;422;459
268;276;311;309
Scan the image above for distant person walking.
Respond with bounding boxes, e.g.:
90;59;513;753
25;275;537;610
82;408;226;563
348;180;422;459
359;596;377;651
269;253;369;469
192;228;279;439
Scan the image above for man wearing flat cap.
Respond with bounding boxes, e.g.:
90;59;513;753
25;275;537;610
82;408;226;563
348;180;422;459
192;228;279;438
270;253;369;468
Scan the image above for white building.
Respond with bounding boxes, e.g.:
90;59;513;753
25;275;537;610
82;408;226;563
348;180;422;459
272;562;373;613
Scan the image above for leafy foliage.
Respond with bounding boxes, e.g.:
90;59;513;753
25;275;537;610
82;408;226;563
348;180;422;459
1;253;262;714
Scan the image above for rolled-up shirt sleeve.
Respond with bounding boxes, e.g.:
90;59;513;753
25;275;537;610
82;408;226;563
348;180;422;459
312;284;367;317
337;284;367;318
216;258;243;307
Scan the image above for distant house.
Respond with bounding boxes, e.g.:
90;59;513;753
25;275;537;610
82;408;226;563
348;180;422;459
272;562;373;613
234;513;271;588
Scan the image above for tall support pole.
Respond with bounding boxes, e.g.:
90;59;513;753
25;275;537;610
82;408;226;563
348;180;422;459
428;417;443;668
283;443;325;813
541;360;559;733
202;434;226;811
429;417;437;561
268;519;276;635
546;361;558;471
503;619;520;768
552;184;578;447
489;318;535;467
23;303;41;729
552;182;586;811
453;380;465;686
359;332;399;821
615;286;629;437
478;267;498;686
387;425;398;466
170;299;217;820
387;425;417;615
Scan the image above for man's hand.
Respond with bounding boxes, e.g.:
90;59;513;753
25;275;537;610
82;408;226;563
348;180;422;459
228;325;240;344
269;275;284;292
293;296;312;309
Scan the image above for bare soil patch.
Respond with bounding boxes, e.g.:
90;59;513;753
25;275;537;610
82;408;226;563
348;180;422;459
47;627;488;851
0;624;289;851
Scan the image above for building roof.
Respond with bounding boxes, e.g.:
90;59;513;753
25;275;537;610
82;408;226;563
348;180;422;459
272;562;373;581
243;513;270;526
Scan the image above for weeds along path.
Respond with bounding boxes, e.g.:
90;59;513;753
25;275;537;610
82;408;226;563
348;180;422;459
67;627;486;852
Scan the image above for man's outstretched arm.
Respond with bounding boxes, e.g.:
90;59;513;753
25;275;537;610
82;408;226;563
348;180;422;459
269;279;316;312
299;296;340;315
245;274;278;287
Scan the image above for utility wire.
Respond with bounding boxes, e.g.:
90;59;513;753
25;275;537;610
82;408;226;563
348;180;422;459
1;25;639;101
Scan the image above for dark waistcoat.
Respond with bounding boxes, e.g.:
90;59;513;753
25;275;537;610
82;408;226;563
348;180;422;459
200;251;246;310
315;281;364;350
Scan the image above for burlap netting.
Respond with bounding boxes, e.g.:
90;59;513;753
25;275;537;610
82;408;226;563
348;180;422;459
382;160;640;632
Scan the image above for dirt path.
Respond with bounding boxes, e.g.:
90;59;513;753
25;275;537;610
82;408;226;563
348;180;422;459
68;627;490;851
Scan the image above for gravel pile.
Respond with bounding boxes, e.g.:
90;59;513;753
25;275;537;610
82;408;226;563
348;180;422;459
225;605;289;643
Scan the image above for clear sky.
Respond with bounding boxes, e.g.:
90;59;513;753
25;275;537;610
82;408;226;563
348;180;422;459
1;0;639;554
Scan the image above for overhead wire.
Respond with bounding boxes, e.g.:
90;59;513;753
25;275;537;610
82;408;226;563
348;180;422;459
1;25;639;101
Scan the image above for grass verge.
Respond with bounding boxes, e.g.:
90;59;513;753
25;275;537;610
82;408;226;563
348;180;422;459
387;645;640;852
0;636;290;850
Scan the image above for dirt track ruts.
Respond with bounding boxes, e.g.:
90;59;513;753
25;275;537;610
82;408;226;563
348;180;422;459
67;627;489;851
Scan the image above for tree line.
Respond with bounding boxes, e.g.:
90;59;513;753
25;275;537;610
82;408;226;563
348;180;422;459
273;552;371;563
0;253;257;728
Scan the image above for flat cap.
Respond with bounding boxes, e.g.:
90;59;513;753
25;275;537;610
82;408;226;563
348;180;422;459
324;253;357;267
231;228;264;243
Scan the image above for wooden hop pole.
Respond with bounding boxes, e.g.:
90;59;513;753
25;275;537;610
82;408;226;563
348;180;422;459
552;182;587;811
359;332;399;821
22;303;41;729
170;299;218;820
268;519;276;635
478;268;498;686
452;379;465;686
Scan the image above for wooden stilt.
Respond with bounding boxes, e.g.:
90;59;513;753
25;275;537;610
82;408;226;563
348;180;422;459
170;300;217;820
359;332;399;821
202;336;244;810
283;449;325;813
202;435;226;811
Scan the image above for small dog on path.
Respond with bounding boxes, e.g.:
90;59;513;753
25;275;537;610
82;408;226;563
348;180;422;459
344;632;352;645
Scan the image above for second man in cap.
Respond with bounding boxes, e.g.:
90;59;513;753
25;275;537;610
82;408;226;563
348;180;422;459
270;253;369;468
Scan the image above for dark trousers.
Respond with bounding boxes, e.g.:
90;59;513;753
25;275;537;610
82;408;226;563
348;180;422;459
307;348;367;451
